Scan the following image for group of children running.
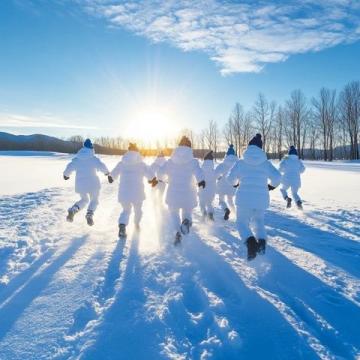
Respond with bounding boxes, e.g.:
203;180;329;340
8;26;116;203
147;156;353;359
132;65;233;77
63;134;305;260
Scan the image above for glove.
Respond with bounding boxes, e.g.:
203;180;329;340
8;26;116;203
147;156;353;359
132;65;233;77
233;183;239;188
63;175;69;180
108;175;114;184
268;184;276;191
148;177;158;187
198;180;206;189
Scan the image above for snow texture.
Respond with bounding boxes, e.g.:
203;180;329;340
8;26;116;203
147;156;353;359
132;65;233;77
0;152;359;360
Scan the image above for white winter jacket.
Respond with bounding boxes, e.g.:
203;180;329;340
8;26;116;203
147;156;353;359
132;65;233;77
150;156;167;177
63;147;109;194
215;154;238;196
279;155;305;188
198;159;216;204
110;151;154;204
227;145;281;210
159;146;204;209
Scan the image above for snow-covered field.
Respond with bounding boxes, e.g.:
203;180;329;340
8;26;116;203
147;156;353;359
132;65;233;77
0;152;359;360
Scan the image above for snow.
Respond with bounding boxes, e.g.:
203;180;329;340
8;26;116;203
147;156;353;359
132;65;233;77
0;152;359;359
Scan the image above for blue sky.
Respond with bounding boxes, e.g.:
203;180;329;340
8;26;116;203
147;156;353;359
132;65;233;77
0;0;359;140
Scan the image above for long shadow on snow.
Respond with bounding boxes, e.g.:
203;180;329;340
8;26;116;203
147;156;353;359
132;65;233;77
82;234;164;360
267;210;360;278
217;229;359;358
183;232;317;360
0;236;85;341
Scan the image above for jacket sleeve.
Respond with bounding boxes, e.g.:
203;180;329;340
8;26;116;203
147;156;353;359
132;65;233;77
110;162;122;179
279;159;286;174
193;159;204;182
63;160;76;177
299;160;305;174
226;162;240;186
215;163;225;178
157;160;168;181
267;161;281;187
96;158;110;175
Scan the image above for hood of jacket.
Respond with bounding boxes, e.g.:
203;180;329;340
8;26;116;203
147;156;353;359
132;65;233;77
202;159;214;171
223;154;237;166
287;154;299;161
171;146;194;165
154;156;166;166
75;147;95;160
243;145;267;166
122;151;142;165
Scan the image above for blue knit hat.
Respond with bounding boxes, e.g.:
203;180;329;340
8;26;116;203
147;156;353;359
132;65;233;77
288;146;298;155
84;138;93;149
248;134;262;149
226;144;235;156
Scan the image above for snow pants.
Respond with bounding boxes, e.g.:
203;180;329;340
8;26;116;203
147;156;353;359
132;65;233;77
169;206;193;233
199;198;214;215
74;190;99;212
119;201;143;226
280;184;301;203
219;194;235;211
236;207;267;241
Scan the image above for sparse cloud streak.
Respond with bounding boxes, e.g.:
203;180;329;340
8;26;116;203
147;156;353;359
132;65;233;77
85;0;360;74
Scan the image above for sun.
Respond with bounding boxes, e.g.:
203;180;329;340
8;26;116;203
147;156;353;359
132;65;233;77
124;105;179;146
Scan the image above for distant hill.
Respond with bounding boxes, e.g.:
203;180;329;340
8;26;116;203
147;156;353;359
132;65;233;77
0;132;125;155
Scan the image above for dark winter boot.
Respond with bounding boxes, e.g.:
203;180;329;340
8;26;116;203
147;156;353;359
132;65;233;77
181;219;191;235
286;197;292;209
118;223;127;238
258;239;266;255
67;205;79;222
174;231;182;246
246;236;258;261
85;210;94;226
208;212;214;221
224;208;231;220
296;200;303;210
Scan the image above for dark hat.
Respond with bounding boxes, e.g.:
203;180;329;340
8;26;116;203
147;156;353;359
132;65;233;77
128;142;139;152
288;145;298;155
83;138;93;149
179;136;192;148
248;133;263;149
204;151;214;161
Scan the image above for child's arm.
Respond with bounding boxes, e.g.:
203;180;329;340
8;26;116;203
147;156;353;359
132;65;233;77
96;158;110;175
110;162;122;180
299;160;305;174
215;163;224;178
63;160;76;179
226;162;240;186
267;161;281;188
193;159;205;183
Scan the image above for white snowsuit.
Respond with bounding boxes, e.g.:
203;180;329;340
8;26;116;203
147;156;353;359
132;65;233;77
279;155;305;203
227;145;281;241
150;156;167;196
110;151;154;226
63;147;109;212
215;154;238;210
198;159;216;215
159;146;204;233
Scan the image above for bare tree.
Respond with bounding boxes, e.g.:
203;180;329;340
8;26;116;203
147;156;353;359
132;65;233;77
205;120;220;158
338;81;360;160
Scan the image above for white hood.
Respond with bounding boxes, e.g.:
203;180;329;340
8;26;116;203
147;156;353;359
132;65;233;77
171;146;194;165
287;154;299;160
243;145;267;166
122;151;142;165
75;147;95;160
202;159;214;171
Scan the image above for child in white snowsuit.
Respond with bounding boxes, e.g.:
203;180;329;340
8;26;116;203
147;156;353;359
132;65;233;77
227;134;280;260
215;144;238;220
109;143;157;238
198;151;217;221
150;151;167;199
159;136;205;245
63;139;110;226
279;146;305;209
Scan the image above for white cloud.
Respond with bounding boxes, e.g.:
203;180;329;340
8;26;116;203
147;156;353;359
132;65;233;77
84;0;360;74
0;113;98;130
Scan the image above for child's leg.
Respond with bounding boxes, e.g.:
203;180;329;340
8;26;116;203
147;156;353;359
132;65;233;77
252;209;267;240
74;193;90;210
182;207;193;225
227;195;235;210
199;196;207;216
290;186;301;203
169;206;181;233
280;185;290;199
133;201;143;226
119;202;132;225
218;194;228;210
236;207;253;241
88;189;100;212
